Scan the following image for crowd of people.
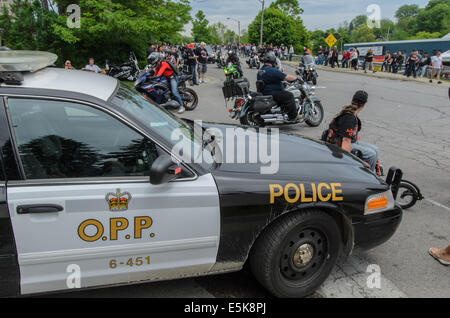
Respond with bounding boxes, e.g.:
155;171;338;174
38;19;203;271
315;45;445;84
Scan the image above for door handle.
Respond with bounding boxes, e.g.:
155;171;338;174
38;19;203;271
17;204;64;215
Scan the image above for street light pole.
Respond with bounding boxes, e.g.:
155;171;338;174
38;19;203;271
259;0;264;46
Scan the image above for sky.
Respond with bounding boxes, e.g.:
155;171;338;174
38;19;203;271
183;0;430;36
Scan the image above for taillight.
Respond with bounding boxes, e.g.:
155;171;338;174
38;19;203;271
236;99;244;107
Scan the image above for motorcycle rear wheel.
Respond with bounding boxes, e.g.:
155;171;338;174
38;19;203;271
240;111;265;127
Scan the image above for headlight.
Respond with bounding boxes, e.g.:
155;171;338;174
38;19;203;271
364;190;395;215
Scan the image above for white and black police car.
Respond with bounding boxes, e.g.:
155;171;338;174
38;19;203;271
0;51;404;297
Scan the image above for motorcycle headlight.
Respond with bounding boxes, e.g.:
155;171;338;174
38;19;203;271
364;190;395;215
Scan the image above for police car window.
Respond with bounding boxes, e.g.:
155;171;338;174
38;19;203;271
112;85;215;171
7;98;160;180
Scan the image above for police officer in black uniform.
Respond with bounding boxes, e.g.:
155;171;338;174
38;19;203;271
257;53;299;121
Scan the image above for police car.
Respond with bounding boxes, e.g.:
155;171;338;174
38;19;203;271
0;51;403;298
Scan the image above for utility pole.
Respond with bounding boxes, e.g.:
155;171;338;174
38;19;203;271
259;0;265;46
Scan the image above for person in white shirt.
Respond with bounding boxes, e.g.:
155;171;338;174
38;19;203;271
429;51;443;84
82;58;106;74
351;48;359;70
289;45;294;61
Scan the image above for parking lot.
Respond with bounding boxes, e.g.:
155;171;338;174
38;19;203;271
52;63;449;298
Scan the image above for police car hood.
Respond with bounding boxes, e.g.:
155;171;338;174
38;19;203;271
203;123;380;184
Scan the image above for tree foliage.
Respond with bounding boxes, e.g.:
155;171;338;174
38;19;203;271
247;1;309;53
311;0;449;49
0;0;192;67
191;10;210;43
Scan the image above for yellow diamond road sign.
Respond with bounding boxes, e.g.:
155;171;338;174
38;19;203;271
325;34;338;48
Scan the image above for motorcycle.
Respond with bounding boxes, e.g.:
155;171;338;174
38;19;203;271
224;64;242;81
223;77;324;128
106;52;140;81
135;70;198;111
247;55;261;69
299;62;318;85
217;55;227;68
351;149;424;210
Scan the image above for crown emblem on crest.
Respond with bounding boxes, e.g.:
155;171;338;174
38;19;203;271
105;189;132;212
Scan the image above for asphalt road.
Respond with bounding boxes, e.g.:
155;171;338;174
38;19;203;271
53;62;449;298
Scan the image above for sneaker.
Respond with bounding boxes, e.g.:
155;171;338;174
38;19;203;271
203;80;207;84
177;106;185;114
429;80;433;83
438;81;442;84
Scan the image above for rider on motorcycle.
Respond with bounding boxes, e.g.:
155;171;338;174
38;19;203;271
322;90;379;171
226;50;243;77
148;52;185;114
257;52;299;122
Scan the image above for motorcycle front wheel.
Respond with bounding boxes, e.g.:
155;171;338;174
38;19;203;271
180;88;198;111
305;101;324;127
397;183;418;210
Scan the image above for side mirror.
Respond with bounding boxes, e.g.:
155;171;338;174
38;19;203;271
150;155;182;185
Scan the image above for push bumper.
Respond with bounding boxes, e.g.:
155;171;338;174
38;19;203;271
353;205;403;250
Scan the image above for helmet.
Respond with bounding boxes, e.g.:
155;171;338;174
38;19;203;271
352;90;369;106
263;52;277;66
147;52;162;68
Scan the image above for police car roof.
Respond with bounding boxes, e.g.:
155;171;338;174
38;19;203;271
0;51;118;101
1;68;118;101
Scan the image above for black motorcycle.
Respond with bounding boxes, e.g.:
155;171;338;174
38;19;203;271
223;77;324;128
106;52;140;81
217;55;226;68
299;62;318;85
247;54;261;69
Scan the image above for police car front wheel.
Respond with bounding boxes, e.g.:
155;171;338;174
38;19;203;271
250;209;341;298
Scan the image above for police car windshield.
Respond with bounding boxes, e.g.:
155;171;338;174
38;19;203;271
112;84;215;170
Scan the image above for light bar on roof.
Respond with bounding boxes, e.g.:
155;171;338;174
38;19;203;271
0;50;58;72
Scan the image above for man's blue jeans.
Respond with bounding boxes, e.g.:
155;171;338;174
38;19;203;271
189;64;198;85
352;141;379;172
170;77;184;107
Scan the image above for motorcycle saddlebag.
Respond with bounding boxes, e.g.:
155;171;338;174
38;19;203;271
253;96;274;113
222;78;250;99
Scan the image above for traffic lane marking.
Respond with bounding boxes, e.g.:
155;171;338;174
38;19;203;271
426;199;450;212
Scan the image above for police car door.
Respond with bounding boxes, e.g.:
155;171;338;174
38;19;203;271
5;97;220;295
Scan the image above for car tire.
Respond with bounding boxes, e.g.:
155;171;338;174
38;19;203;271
250;209;341;298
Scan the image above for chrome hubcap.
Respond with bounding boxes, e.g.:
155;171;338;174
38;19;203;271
293;244;314;268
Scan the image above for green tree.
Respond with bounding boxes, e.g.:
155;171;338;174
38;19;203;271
248;5;309;53
0;0;192;67
351;24;376;43
309;30;327;54
373;19;396;40
270;0;303;16
409;31;442;39
349;15;368;32
395;4;420;20
191;10;210;43
415;0;450;35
